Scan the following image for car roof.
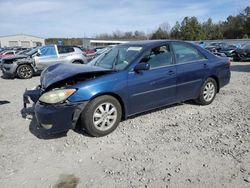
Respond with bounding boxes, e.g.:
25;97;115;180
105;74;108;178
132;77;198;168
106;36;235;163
57;45;76;47
120;40;183;47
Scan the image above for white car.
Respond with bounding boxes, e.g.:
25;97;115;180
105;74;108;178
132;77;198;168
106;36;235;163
1;45;87;79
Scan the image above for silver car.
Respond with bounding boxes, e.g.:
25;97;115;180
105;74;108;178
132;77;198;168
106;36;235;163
1;45;87;79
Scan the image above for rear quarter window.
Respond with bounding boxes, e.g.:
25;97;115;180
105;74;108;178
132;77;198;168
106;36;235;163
58;46;75;54
173;43;207;64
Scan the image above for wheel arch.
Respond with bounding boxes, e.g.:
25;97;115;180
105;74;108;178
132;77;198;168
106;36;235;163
72;59;84;64
89;92;127;120
15;63;35;77
208;75;220;93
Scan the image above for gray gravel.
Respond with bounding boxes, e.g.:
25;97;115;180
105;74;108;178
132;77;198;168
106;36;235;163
0;61;250;188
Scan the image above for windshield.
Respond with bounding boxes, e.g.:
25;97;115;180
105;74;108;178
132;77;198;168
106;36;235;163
26;47;39;55
88;45;142;70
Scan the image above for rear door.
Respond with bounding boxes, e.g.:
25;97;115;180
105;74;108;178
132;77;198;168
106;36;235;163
172;42;209;101
127;44;177;115
57;46;75;63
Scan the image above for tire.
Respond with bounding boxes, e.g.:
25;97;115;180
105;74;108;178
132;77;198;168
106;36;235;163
16;64;33;79
195;78;217;105
81;95;122;137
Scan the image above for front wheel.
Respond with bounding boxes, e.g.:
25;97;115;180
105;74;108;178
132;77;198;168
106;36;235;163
81;95;122;137
16;64;33;79
196;78;217;105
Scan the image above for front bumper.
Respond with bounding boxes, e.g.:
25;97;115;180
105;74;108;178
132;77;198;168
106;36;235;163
23;88;87;134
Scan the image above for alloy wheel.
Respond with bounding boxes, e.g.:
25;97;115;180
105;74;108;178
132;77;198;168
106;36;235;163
203;82;215;102
93;102;117;131
19;66;32;78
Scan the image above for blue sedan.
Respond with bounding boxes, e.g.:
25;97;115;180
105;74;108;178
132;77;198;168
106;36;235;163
23;40;231;137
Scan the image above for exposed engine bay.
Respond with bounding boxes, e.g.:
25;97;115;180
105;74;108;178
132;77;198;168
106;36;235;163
44;71;114;92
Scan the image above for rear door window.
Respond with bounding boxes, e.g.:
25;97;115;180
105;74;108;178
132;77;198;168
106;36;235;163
172;43;206;64
58;46;75;54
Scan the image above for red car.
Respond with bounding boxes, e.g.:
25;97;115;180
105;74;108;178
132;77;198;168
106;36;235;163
82;48;96;56
0;50;17;58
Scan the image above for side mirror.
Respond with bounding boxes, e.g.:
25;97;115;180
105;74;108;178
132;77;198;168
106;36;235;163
134;63;150;72
36;52;41;57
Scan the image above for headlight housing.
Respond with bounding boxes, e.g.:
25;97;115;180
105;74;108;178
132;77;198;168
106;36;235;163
39;89;76;104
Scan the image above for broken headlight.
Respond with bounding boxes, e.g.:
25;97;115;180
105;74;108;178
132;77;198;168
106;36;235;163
39;89;76;104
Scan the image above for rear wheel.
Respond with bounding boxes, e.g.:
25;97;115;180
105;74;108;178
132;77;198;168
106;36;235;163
196;78;217;105
81;95;122;137
16;64;33;79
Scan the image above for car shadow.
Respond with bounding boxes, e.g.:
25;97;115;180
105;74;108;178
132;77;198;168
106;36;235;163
126;100;196;120
0;75;14;79
20;100;197;139
231;64;250;73
1;74;40;79
73;122;92;138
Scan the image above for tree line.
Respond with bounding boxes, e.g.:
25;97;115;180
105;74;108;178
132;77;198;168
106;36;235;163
96;6;250;41
45;6;249;45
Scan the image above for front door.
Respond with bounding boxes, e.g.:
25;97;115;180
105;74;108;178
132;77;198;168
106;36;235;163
35;45;59;71
127;44;177;115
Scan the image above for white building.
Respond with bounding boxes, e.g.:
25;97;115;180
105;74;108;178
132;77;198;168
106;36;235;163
89;39;128;47
82;38;129;47
0;34;45;48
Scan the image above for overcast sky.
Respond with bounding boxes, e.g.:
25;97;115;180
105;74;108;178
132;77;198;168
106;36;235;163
0;0;248;38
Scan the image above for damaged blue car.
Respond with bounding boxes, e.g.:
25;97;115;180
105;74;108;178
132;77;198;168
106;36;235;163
23;40;231;137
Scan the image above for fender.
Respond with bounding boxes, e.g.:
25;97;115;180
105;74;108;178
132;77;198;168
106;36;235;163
15;58;37;72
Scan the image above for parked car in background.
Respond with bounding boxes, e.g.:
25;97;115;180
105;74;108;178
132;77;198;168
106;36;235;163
0;47;38;69
16;49;32;55
0;50;17;58
1;45;87;79
23;40;231;137
233;43;250;61
205;42;239;58
82;47;96;56
0;48;5;53
84;46;115;62
206;42;228;52
219;44;238;57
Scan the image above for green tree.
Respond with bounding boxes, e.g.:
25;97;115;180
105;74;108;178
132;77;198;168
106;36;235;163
243;6;250;37
202;18;213;39
170;21;181;39
180;16;205;40
151;27;169;39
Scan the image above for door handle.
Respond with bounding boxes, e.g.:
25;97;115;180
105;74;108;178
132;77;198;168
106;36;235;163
204;63;208;68
168;70;175;76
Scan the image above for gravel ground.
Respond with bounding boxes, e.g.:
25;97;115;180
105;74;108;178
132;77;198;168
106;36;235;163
0;61;249;188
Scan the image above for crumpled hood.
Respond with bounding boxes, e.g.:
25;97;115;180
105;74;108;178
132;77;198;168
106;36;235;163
41;63;113;89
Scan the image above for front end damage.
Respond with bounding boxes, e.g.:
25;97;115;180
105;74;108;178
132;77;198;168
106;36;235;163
22;63;114;134
23;85;88;134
